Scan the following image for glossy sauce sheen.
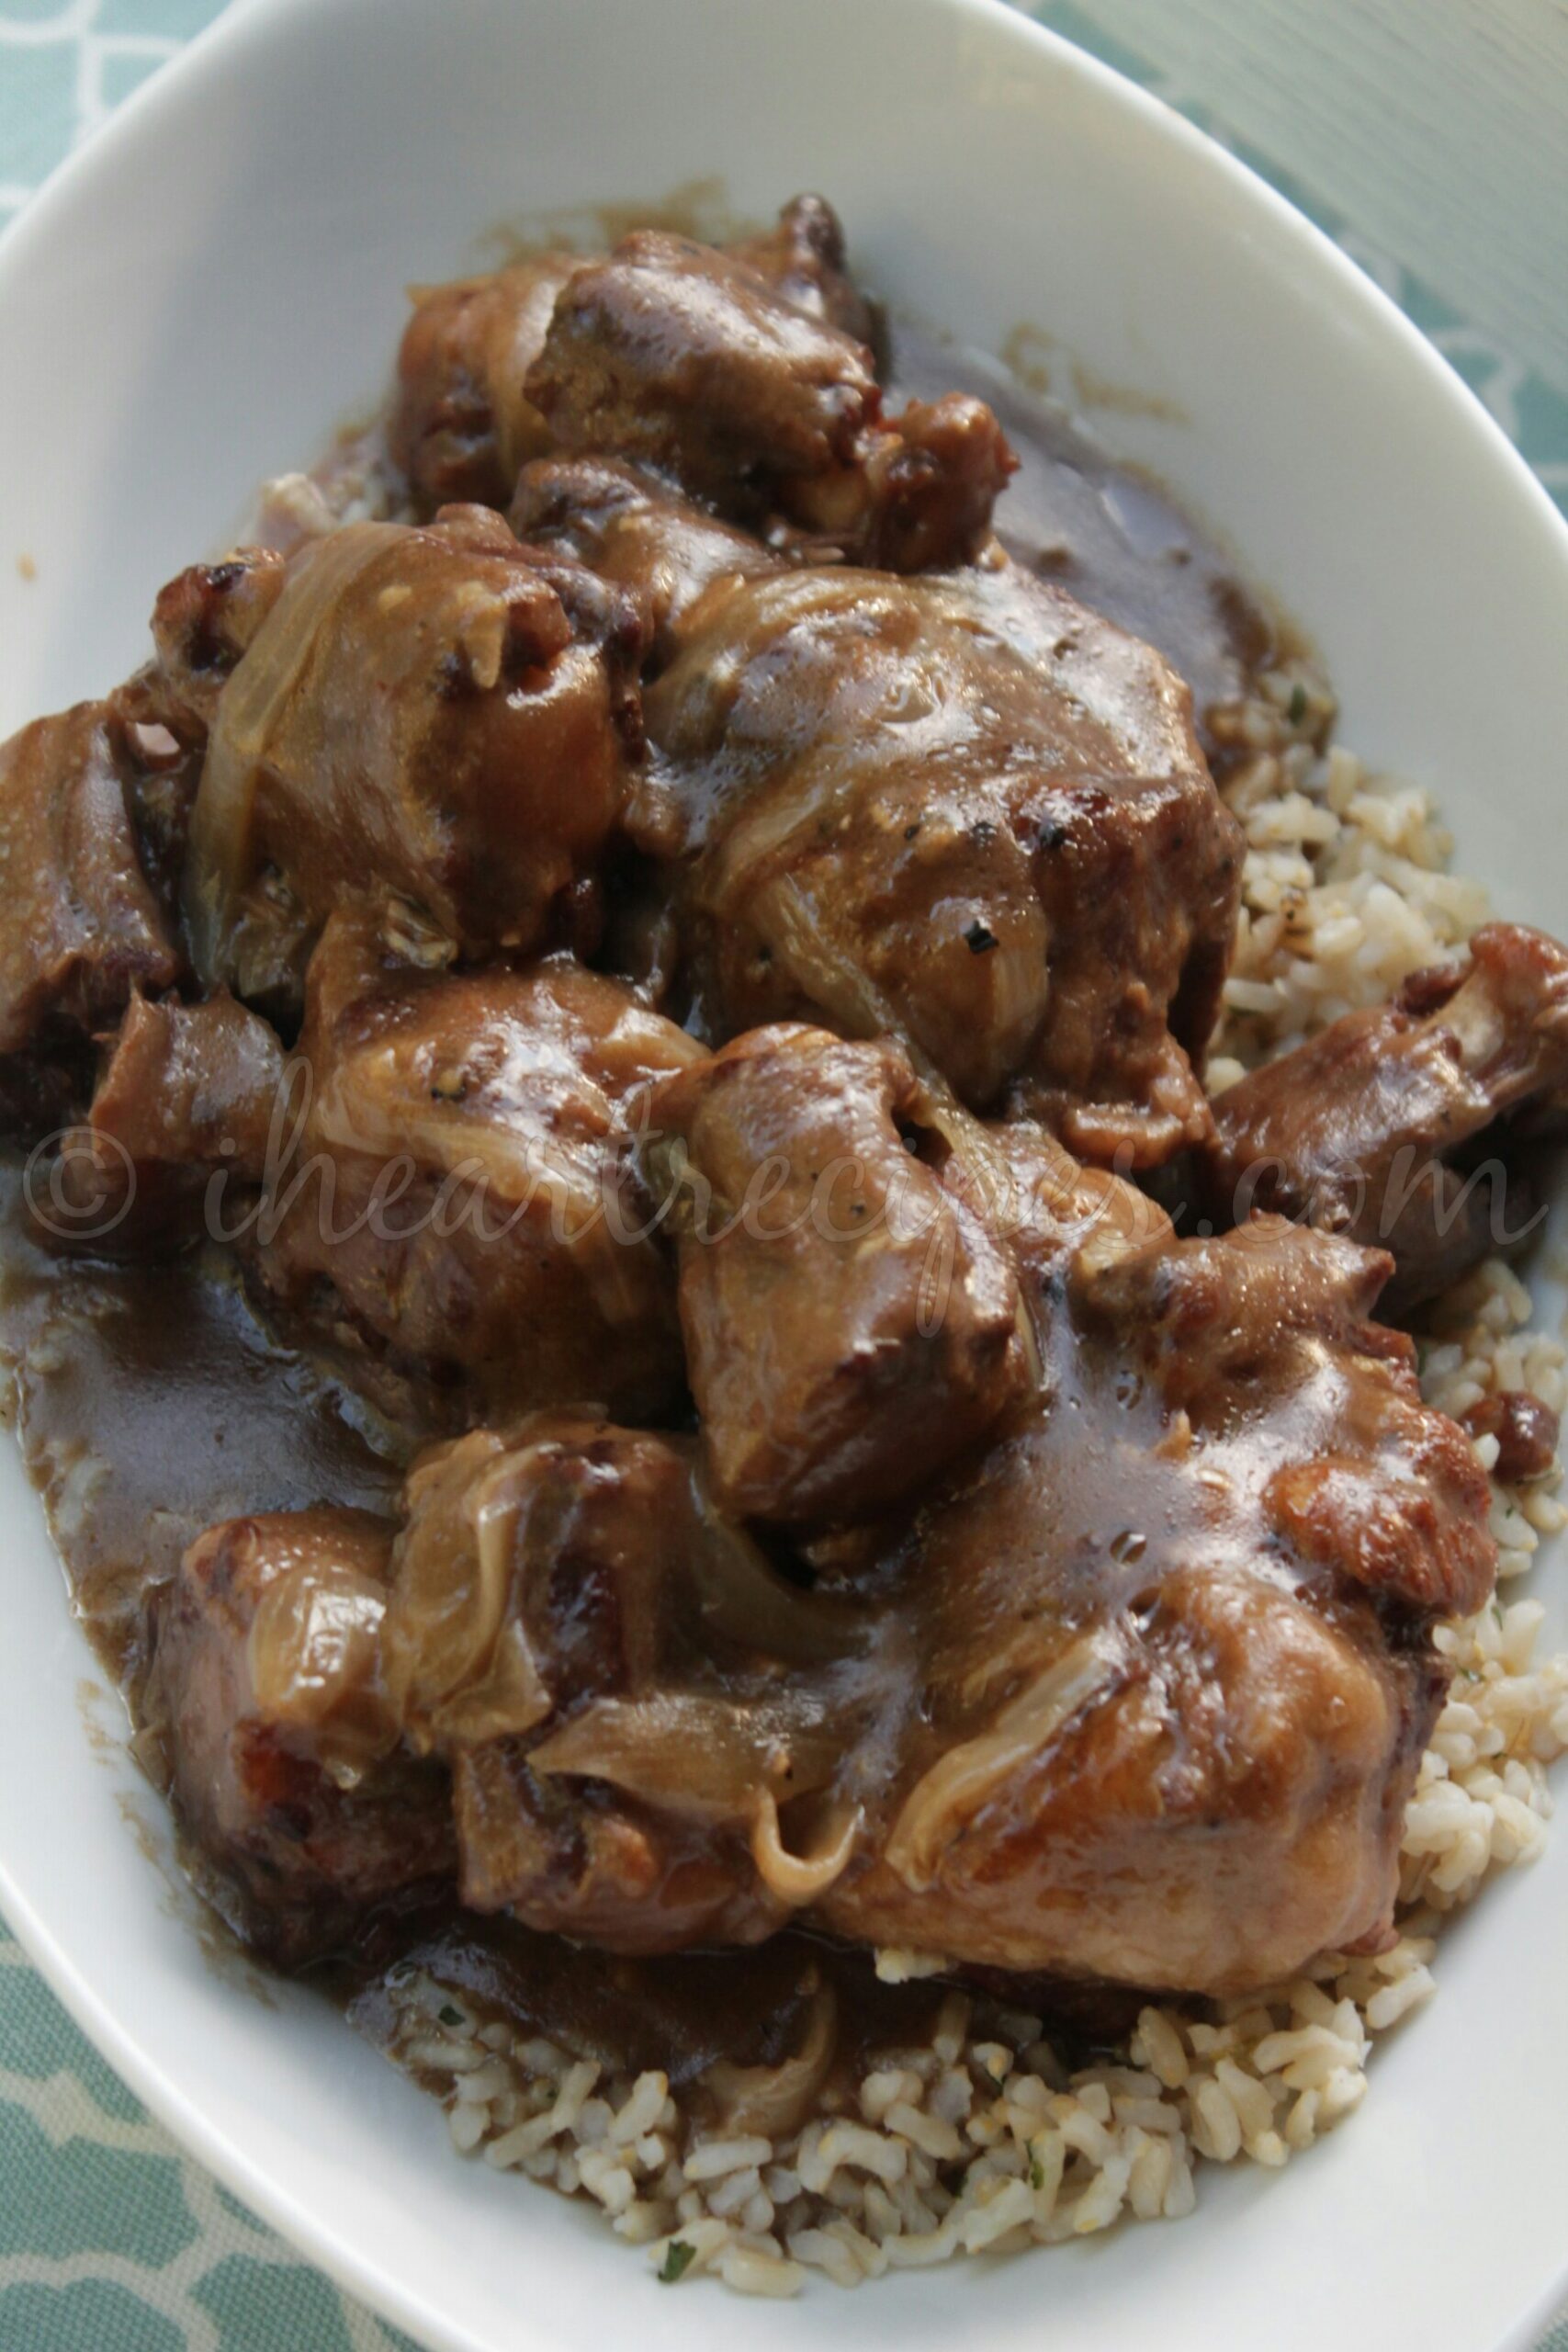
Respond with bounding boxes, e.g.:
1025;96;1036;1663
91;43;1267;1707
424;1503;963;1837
889;326;1277;752
0;1173;401;1699
0;333;1280;2051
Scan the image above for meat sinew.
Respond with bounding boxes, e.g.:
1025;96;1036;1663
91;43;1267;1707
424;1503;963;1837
1203;922;1568;1311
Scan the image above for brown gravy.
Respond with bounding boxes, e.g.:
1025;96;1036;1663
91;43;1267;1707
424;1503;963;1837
0;327;1271;2063
0;1171;401;1699
889;322;1278;752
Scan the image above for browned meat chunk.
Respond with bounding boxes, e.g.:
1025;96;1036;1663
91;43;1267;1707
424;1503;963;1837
381;1415;863;1951
525;226;1012;569
1203;924;1568;1311
149;547;288;729
181;507;648;1009
87;989;283;1178
389;252;579;513
787;392;1017;574
149;1508;455;1964
389;200;874;521
646;1024;1024;1521
46;989;286;1244
249;904;702;1423
526;228;878;504
727;193;876;343
0;702;186;1130
512;456;778;659
816;1146;1496;1991
641;560;1241;1159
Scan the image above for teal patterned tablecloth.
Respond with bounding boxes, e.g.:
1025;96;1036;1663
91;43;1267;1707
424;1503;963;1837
2;6;1566;2349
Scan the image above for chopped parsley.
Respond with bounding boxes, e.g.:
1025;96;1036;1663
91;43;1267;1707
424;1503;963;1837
659;2240;697;2284
1029;2155;1045;2191
964;920;998;955
1287;682;1309;727
438;2004;465;2029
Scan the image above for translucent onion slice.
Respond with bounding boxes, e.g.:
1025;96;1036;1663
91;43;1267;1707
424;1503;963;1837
750;1788;861;1905
246;1559;399;1780
527;1689;843;1821
703;1979;840;2137
684;1487;868;1669
884;1624;1128;1891
185;523;400;985
381;1436;556;1750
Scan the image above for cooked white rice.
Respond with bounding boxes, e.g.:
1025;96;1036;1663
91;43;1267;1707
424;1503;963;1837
382;678;1568;2290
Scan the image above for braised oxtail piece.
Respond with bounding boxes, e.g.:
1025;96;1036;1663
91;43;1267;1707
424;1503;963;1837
245;905;702;1425
0;702;186;1134
44;988;286;1246
148;1508;455;1966
179;506;649;1010
525;221;1013;570
645;1023;1026;1523
727;193;879;343
815;1131;1497;1992
511;455;779;661
391;251;581;513
1203;923;1568;1311
389;197;874;519
637;548;1242;1160
379;1414;870;1951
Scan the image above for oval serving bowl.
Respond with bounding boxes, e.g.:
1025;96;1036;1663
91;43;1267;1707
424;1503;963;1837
2;4;1567;2350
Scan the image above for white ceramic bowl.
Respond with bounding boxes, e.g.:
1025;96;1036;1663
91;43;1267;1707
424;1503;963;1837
4;4;1568;2348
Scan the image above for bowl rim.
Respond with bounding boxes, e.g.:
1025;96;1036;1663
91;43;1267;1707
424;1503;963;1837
4;3;1568;2348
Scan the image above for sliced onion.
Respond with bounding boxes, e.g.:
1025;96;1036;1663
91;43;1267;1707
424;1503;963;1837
527;1690;843;1821
246;1561;398;1775
381;1435;556;1750
750;1788;860;1905
744;869;909;1049
704;1979;840;2138
185;523;399;982
884;1625;1127;1892
685;1487;868;1669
